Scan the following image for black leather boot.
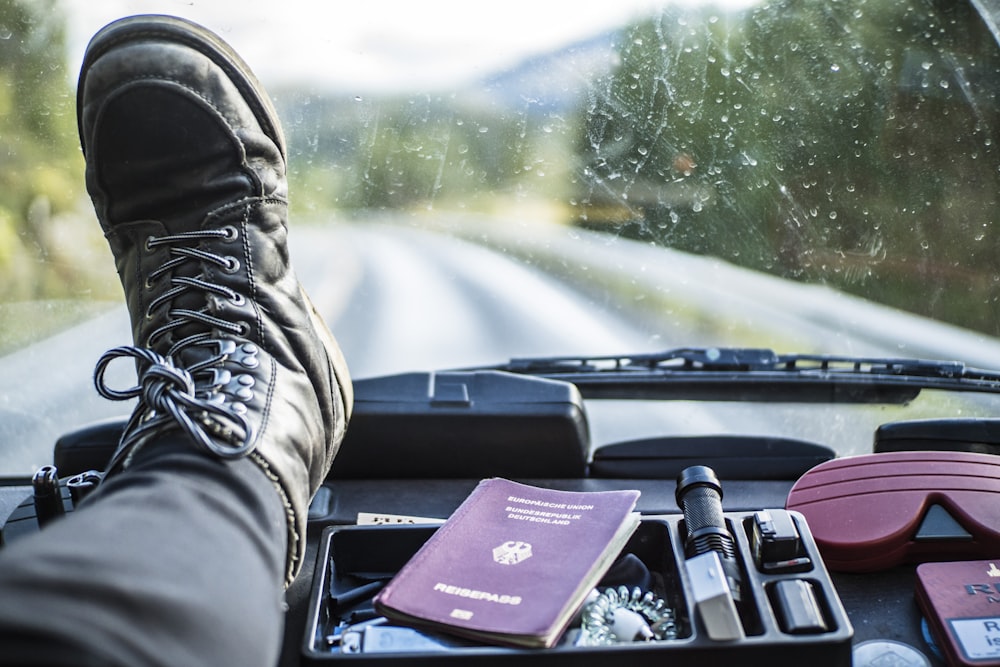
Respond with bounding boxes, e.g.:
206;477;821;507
77;15;352;585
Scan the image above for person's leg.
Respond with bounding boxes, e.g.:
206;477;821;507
0;437;287;667
0;13;351;666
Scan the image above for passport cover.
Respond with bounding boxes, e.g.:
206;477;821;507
373;478;640;648
916;560;1000;666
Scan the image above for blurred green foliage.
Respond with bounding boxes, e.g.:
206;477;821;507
5;0;1000;347
281;92;576;218
574;0;1000;334
0;0;109;305
281;0;1000;338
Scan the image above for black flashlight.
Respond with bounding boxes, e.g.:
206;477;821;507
675;465;742;604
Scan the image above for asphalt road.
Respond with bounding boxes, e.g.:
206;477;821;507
0;221;659;474
314;222;656;378
5;219;1000;473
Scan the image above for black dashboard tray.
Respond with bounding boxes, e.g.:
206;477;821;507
327;371;589;479
302;513;853;665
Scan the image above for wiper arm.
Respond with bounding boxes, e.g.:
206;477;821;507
469;348;1000;403
502;347;968;375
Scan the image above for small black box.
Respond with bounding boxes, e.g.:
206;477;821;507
328;371;589;479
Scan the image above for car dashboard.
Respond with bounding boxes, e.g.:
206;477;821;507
0;367;988;667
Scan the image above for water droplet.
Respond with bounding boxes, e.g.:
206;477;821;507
921;61;933;70
830;64;841;72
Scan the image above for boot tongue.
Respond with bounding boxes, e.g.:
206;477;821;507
92;86;275;352
132;224;243;356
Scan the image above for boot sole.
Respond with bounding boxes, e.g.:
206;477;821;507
77;14;286;160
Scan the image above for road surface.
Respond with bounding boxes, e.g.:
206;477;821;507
4;219;1000;473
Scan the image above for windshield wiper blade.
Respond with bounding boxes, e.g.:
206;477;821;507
469;348;1000;403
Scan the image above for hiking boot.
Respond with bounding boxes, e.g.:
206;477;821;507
77;14;352;584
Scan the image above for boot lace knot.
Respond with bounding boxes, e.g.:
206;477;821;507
95;225;257;467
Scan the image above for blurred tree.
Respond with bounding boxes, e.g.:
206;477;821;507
282;90;569;216
341;96;542;211
574;0;1000;335
0;0;86;302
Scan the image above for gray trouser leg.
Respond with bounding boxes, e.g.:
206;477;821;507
0;435;287;667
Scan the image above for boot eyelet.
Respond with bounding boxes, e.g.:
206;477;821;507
223;257;241;273
144;305;155;321
235;322;250;337
144;236;156;252
144;276;156;290
230;293;246;307
221;225;239;241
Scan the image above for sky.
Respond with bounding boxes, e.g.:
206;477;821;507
60;0;675;93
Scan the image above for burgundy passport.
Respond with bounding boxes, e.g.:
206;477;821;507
916;560;1000;666
373;478;640;648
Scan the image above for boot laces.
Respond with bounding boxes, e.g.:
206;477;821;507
95;226;255;465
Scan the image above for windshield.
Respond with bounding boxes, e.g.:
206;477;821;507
4;0;1000;474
